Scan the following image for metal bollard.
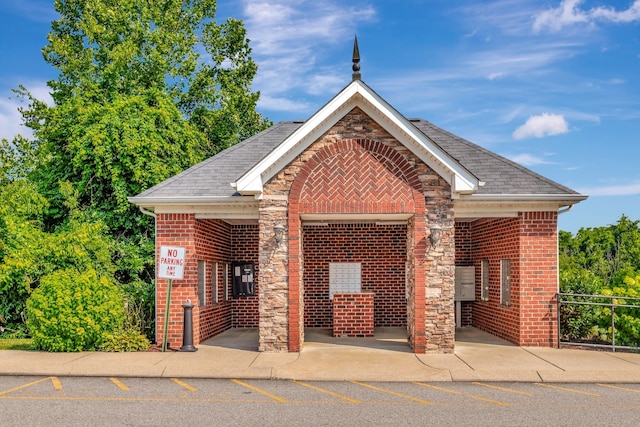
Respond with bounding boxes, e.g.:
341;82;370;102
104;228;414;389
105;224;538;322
179;299;197;352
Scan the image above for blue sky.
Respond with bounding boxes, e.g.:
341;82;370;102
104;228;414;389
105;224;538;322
1;0;639;233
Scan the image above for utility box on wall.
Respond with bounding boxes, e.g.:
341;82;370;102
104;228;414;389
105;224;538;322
232;262;255;298
455;266;476;302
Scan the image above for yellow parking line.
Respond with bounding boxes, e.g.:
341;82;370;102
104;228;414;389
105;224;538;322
598;383;640;393
415;382;510;406
0;377;53;396
535;383;600;397
351;381;432;405
231;379;287;403
50;377;62;390
472;382;534;397
170;378;197;392
110;378;129;391
292;380;361;404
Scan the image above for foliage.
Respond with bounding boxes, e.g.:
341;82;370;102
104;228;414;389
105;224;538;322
26;269;125;352
120;279;155;340
0;338;34;351
560;217;640;347
99;328;150;352
4;0;269;345
589;275;640;347
0;181;115;328
19;0;270;234
559;216;640;288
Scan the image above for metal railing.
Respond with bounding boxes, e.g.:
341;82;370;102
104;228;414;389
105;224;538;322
557;292;640;352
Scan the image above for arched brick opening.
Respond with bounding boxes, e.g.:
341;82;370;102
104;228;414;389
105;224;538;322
288;139;427;351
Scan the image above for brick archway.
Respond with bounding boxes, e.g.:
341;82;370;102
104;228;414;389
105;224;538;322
287;139;427;351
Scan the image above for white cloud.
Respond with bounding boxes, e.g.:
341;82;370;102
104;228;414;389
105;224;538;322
0;82;52;141
0;97;28;141
533;0;640;32
512;113;569;140
506;153;553;166
257;95;314;114
241;0;376;114
578;182;640;196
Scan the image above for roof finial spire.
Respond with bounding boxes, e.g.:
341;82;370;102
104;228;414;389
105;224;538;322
352;35;361;81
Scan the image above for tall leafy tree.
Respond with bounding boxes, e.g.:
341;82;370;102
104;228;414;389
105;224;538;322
5;0;269;337
21;0;269;233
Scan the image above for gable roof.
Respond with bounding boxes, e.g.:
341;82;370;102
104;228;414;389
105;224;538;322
129;81;587;215
234;80;479;197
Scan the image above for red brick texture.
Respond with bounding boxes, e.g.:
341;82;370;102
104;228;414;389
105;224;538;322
303;223;407;328
466;212;559;346
333;293;375;337
155;216;260;349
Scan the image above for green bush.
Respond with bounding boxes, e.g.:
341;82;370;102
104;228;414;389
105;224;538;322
99;328;150;352
26;269;125;352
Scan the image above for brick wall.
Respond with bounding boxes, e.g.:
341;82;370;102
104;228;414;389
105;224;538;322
303;223;407;328
333;293;375;337
468;213;558;346
518;212;558;347
193;219;233;344
231;224;260;328
155;213;199;349
156;216;264;348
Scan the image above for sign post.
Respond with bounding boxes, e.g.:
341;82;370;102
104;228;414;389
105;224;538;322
158;246;186;352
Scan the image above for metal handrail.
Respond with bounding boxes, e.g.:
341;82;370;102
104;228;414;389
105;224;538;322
556;292;640;352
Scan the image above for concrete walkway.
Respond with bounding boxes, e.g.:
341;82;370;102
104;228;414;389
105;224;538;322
1;327;639;382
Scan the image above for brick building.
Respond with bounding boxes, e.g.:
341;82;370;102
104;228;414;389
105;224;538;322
129;51;586;354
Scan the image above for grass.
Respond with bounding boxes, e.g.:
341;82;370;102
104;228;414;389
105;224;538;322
0;338;34;350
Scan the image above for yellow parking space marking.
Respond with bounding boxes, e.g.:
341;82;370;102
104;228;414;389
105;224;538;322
50;377;62;390
110;378;129;391
472;382;534;397
598;383;640;393
415;382;510;406
292;380;361;404
351;381;432;405
535;383;600;397
0;377;52;396
0;377;62;396
231;379;287;403
170;378;197;392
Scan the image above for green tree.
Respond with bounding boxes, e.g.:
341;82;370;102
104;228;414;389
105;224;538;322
560;216;640;288
9;0;270;339
0;181;115;329
21;0;269;234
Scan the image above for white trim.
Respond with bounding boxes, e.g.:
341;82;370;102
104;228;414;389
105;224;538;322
233;80;479;198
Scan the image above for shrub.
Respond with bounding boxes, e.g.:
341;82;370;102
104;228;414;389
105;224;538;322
26;269;124;352
99;328;150;352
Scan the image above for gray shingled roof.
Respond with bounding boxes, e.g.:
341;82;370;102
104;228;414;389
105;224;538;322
131;118;581;201
133;121;302;199
410;120;580;196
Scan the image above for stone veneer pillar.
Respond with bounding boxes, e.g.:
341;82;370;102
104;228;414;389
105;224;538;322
258;198;289;352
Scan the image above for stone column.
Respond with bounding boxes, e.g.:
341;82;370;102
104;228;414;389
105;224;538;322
258;198;289;352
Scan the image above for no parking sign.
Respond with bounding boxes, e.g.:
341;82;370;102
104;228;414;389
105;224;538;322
159;246;185;280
